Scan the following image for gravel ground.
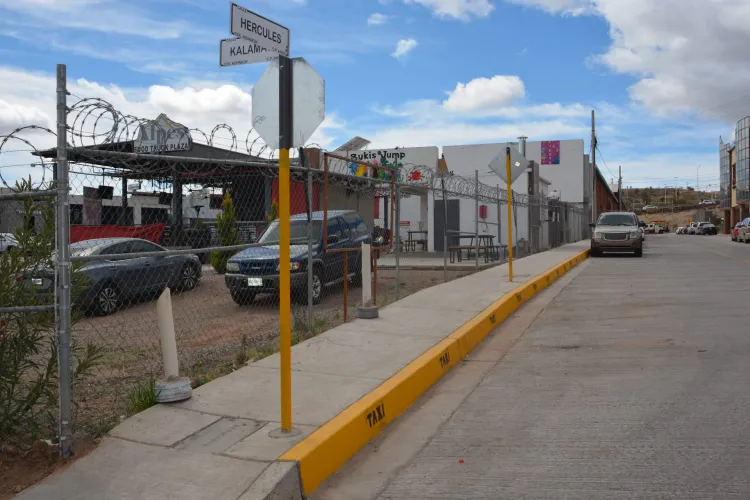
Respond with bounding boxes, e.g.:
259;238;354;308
72;266;472;431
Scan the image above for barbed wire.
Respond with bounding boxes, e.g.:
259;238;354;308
0;95;584;213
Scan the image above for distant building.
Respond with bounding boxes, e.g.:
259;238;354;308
720;116;749;232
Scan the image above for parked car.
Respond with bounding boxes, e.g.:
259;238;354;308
687;222;699;235
0;232;17;253
698;223;717;235
20;237;202;315
676;226;686;234
731;222;742;241
225;210;372;305
738;217;750;243
590;211;643;257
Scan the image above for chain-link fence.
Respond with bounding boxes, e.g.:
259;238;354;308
0;65;587;455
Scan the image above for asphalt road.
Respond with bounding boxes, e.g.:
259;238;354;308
321;234;750;500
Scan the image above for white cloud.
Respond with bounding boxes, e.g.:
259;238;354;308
148;85;253;115
406;0;494;20
0;0;202;40
505;0;592;15
0;99;50;134
367;13;389;25
505;0;750;119
392;39;418;60
443;75;525;112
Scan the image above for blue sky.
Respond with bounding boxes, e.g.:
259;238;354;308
2;0;748;189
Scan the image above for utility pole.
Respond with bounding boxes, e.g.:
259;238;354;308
591;110;596;223
697;165;700;194
618;165;622;210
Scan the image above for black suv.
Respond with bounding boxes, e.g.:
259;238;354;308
225;210;372;305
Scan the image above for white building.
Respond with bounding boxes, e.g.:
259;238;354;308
373;139;589;253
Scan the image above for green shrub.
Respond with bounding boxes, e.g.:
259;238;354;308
0;178;103;448
210;192;240;274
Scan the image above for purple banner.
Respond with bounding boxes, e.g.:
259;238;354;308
541;140;561;165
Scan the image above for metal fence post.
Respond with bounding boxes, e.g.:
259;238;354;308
56;64;73;459
497;185;502;261
394;179;400;300
301;148;313;334
474;170;479;272
441;174;448;283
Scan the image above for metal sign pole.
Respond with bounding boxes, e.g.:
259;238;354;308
278;54;293;432
505;147;514;282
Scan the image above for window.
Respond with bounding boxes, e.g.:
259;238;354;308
341;213;360;240
129;240;164;253
597;213;636;226
354;216;370;237
209;196;223;210
99;242;132;255
257;220;322;244
70;204;83;225
327;218;343;241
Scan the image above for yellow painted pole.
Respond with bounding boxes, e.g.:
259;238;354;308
279;147;292;431
505;148;513;282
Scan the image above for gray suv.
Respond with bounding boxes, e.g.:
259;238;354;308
590;211;643;257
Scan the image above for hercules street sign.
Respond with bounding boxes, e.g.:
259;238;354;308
229;2;289;56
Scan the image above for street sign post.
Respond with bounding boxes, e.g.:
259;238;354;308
488;144;529;282
221;3;325;433
230;2;289;56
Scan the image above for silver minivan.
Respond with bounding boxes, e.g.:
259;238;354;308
590;211;643;257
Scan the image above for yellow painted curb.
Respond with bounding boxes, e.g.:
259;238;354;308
280;249;590;495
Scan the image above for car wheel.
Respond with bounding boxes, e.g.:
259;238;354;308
94;282;119;316
590;248;600;257
231;290;256;305
634;249;643;257
179;264;199;291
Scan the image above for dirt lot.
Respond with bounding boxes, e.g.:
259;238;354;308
71;265;471;432
0;439;97;499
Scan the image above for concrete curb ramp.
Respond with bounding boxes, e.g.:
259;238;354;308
280;249;590;497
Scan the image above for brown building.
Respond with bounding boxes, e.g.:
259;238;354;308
594;166;620;215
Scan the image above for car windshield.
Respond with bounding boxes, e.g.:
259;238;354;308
258;220;322;245
598;214;635;226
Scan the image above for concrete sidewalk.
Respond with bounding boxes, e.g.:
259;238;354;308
18;242;589;500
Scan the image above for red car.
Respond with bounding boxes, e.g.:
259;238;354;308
731;222;742;241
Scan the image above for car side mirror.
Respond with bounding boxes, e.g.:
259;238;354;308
589;223;596;228
327;235;340;244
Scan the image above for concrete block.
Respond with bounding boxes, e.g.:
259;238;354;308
237;461;303;500
225;422;317;462
174;365;382;426
16;438;267;500
174;417;265;454
109;405;220;447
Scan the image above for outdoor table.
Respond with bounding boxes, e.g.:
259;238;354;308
406;230;428;251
